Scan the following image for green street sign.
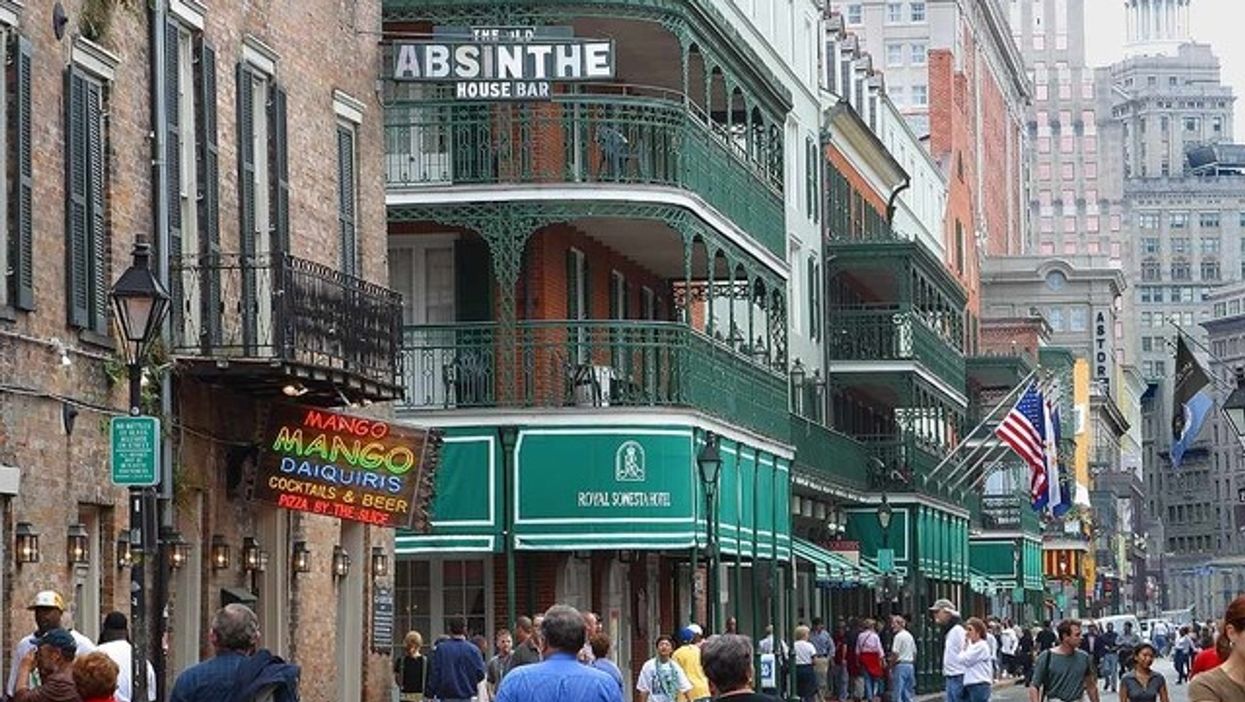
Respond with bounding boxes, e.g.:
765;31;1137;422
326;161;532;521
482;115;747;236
877;548;895;573
110;416;160;487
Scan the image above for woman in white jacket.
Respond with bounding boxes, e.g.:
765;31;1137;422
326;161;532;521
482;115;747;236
952;618;996;702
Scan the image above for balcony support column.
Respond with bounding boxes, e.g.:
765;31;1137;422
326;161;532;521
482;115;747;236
706;245;717;337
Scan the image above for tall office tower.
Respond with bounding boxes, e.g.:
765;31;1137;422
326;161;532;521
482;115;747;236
1094;0;1245;606
1006;0;1114;259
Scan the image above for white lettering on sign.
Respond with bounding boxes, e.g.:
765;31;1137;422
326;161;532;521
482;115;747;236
1094;310;1111;385
392;27;615;101
577;491;672;508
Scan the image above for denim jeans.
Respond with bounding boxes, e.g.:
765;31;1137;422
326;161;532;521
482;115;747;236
945;673;966;702
890;662;916;702
965;682;991;702
1101;653;1119;690
863;674;883;700
834;664;848;700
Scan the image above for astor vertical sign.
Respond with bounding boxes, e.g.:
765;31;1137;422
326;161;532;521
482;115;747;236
1094;309;1112;392
391;26;616;99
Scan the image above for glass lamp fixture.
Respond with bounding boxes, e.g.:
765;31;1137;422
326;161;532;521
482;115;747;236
332;545;351;578
161;527;189;570
116;532;133;569
67;523;89;565
292;541;311;574
371;546;389;579
15;522;39;564
242;537;261;572
108;243;171;364
258;550;270;573
210;535;231;570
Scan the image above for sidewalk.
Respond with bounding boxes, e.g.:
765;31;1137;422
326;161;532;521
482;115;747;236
915;677;1022;701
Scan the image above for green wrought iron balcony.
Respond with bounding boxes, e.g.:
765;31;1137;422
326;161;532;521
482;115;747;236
980;494;1043;534
383;86;785;256
790;415;870;490
398;320;789;440
827;308;966;390
859;433;940;491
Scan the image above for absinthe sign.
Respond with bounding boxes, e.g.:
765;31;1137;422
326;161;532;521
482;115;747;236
392;26;616;99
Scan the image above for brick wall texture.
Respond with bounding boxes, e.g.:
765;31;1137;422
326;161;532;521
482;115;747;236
0;1;393;700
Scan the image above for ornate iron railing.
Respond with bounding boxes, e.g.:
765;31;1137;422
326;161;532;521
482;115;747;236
790;415;870;489
170;253;402;386
826;307;966;390
398;320;789;439
857;433;940;491
383;87;786;256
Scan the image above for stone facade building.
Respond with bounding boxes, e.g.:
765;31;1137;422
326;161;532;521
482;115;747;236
0;1;398;700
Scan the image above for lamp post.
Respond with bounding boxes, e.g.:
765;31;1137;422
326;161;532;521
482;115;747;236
877;494;893;549
110;242;170;702
698;432;723;632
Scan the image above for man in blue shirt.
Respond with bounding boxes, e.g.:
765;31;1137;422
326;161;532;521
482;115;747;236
496;605;622;702
426;616;485;701
170;604;259;702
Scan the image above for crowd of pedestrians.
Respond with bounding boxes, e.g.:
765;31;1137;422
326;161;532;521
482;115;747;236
3;590;297;702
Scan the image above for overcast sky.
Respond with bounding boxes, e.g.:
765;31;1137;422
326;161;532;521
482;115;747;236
1083;0;1245;137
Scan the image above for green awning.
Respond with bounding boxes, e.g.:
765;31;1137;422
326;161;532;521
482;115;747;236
969;568;1006;595
793;538;878;586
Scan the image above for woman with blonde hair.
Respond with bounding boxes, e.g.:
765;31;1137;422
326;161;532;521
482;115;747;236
793;625;818;702
394;630;428;701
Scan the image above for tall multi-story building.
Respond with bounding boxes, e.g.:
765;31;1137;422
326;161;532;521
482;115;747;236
1095;1;1245;602
382;0;844;686
0;2;403;701
830;0;1031;298
1006;0;1115;260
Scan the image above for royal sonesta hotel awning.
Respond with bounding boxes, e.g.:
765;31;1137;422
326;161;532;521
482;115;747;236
396;425;792;559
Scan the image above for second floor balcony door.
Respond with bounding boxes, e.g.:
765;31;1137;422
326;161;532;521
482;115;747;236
391;236;456;406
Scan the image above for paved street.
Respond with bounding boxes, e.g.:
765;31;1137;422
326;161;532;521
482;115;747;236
984;657;1188;702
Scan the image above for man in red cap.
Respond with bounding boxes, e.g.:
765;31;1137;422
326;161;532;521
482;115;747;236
6;592;94;697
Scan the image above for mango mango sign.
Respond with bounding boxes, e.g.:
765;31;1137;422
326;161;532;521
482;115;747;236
257;405;439;529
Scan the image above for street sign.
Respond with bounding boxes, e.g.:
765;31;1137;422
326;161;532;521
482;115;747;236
877;548;895;573
110;416;160;486
371;586;394;653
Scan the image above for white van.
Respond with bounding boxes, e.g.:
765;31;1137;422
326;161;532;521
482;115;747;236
1095;614;1142;637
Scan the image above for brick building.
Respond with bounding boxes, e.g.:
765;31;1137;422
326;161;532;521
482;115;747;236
0;1;399;701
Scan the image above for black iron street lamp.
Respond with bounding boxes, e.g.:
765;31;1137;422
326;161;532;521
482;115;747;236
877;494;893;549
110;242;170;702
698;431;722;632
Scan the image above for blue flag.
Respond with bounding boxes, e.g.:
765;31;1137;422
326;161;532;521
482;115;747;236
1171;335;1212;470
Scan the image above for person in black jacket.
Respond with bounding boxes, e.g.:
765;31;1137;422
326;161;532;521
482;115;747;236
1017;628;1035;685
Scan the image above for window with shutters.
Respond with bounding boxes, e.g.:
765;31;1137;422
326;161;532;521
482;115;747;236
337;123;359;277
64;66;110;333
236;44;288;352
3;30;33;312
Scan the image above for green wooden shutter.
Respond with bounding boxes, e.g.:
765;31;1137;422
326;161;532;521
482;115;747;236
565;250;579;320
269;84;289;253
64;67;90;328
165;20;182;333
453;238;491;322
86;79;107;332
10;36;33;310
236;64;256;347
337;125;357;276
194;38;220;346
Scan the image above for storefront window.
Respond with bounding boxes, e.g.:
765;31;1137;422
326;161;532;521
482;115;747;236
395;557;491;647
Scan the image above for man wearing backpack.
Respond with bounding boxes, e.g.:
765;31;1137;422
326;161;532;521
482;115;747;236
1027;620;1099;702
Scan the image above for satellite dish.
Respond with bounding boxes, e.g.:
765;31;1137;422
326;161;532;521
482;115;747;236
52;2;68;41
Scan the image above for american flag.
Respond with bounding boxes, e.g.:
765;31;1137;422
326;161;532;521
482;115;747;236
994;382;1049;506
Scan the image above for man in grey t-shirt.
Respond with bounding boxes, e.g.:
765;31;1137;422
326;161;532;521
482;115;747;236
1028;620;1100;702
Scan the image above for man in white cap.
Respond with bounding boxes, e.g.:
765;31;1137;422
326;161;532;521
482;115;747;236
6;591;94;696
929;598;965;702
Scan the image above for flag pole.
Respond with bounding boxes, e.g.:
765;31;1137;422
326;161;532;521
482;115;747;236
924;369;1039;482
